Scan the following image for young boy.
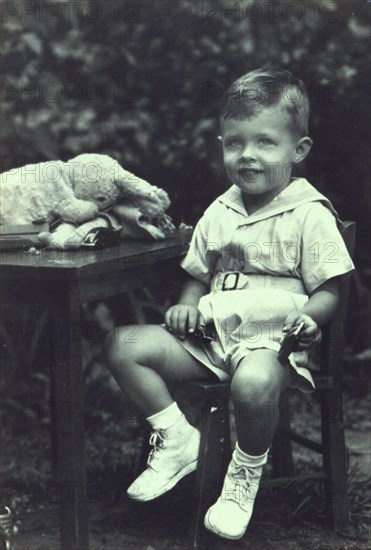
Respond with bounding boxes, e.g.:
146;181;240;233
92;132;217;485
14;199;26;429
105;68;354;540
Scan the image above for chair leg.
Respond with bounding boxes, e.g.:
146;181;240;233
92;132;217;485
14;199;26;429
271;391;294;477
189;397;231;549
320;386;349;530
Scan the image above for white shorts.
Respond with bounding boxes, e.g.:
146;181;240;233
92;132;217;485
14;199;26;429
179;288;316;393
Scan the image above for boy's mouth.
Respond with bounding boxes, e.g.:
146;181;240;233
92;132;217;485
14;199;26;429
236;166;264;179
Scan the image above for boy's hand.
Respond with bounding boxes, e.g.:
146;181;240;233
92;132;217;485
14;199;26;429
165;304;203;340
282;312;321;351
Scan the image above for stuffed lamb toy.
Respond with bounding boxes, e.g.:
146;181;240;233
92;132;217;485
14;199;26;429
0;153;171;225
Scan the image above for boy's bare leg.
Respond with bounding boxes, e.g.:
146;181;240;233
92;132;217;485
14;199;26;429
205;349;293;540
104;324;213;416
105;324;215;501
231;349;292;455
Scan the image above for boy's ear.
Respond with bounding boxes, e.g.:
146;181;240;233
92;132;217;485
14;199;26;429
294;136;313;163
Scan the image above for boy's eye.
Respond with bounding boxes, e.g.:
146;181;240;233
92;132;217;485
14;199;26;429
258;138;273;146
225;139;242;149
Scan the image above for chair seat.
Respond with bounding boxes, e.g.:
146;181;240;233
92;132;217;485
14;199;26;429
188;372;336;392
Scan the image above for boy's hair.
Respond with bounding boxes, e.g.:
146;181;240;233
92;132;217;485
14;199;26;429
221;68;310;137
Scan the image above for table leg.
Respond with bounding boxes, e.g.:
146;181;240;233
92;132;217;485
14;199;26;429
49;281;89;550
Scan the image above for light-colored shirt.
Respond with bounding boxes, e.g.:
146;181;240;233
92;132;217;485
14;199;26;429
181;178;354;294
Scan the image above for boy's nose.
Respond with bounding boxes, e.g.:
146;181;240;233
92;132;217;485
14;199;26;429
240;143;256;160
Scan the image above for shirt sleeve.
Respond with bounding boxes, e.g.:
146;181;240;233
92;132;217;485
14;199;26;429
180;216;212;285
300;203;355;293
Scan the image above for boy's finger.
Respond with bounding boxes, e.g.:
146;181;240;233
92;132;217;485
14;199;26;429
172;309;181;336
176;310;188;338
164;308;173;329
167;307;179;333
300;327;319;339
298;336;314;346
297;341;312;351
297;333;321;349
301;325;318;337
167;308;178;335
282;318;298;332
311;331;322;344
187;309;198;333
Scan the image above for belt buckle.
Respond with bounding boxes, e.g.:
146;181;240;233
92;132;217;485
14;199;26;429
222;272;240;291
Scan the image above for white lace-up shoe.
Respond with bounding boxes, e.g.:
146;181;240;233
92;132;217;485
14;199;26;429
127;414;200;501
204;456;263;540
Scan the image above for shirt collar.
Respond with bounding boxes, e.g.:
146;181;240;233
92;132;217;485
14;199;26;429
218;178;308;216
217;177;340;224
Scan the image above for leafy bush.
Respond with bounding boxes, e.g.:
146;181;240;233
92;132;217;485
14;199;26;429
1;0;370;265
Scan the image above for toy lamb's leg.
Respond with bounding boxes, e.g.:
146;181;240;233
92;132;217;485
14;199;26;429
46;165;99;223
57;197;99;223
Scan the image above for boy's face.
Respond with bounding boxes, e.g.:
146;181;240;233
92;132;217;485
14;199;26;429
220;104;310;200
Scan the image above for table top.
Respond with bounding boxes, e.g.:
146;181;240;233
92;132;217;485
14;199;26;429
0;231;190;281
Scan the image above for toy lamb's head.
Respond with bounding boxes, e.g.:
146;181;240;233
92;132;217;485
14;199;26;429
67;153;123;211
68;153;171;219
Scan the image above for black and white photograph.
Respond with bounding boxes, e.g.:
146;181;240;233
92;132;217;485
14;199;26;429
0;1;370;549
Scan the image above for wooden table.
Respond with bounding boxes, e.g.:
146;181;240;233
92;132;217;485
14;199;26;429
0;233;189;550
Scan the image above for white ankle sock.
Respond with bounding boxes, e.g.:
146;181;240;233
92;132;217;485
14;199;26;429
146;402;183;430
234;442;269;468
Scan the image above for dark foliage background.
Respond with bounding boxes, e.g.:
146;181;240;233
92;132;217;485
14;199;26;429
1;0;370;265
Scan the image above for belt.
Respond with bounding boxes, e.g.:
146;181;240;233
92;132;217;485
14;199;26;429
212;272;307;295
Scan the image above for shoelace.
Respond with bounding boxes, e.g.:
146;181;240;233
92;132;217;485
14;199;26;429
147;430;166;465
224;464;258;503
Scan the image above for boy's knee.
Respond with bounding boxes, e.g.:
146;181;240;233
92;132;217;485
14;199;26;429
231;364;281;402
104;324;165;370
104;326;137;366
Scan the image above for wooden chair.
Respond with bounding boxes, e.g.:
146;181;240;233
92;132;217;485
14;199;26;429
187;221;356;549
137;221;356;549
